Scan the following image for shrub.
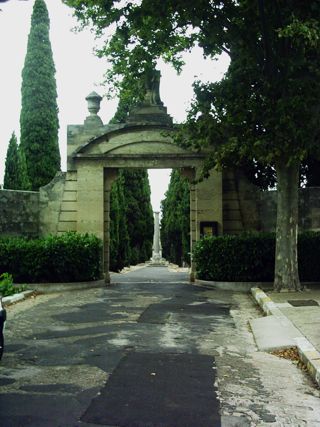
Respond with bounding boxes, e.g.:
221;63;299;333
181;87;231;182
0;273;26;297
193;232;320;282
0;233;102;283
297;232;320;282
0;273;15;296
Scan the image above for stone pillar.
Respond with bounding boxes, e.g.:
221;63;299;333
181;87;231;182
103;168;118;284
77;162;104;239
152;211;162;262
181;167;196;282
189;182;197;282
195;169;223;236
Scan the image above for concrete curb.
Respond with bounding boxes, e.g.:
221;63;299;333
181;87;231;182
251;287;320;388
194;280;273;293
22;280;105;294
2;290;35;306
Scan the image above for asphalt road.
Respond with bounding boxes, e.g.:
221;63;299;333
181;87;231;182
1;266;319;426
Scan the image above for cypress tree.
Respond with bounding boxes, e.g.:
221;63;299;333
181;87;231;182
161;170;190;266
122;169;154;265
20;0;60;190
4;133;20;190
17;148;32;191
109;175;131;271
3;133;31;191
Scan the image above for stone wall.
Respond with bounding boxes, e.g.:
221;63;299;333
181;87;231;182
1;174;320;240
259;187;320;232
223;170;261;234
0;189;39;238
39;172;67;236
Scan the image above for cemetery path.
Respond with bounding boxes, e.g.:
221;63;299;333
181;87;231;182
0;266;319;426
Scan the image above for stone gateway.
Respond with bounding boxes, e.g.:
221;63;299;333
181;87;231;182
2;72;320;283
45;76;223;282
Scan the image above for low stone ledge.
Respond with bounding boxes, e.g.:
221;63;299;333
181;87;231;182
195;280;273;292
21;280;105;294
2;290;34;306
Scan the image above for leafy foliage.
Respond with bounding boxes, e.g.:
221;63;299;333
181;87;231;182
17;148;32;191
20;0;60;190
110;173;130;271
301;157;320;187
194;232;320;283
161;170;190;266
0;233;102;283
194;233;275;282
64;0;320;290
0;273;25;297
122;169;154;265
4;133;20;190
109;170;154;271
4;133;31;191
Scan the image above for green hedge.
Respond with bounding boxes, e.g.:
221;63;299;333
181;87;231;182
0;233;102;283
193;232;320;282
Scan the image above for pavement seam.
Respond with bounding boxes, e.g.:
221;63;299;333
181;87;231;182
251;287;320;388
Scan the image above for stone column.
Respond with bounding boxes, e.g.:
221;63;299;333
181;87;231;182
152;211;162;262
181;167;196;282
103;168;118;284
189;182;197;282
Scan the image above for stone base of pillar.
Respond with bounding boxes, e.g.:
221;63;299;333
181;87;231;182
104;272;111;285
148;255;167;267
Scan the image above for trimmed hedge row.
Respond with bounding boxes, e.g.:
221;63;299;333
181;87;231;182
193;232;320;282
0;232;102;283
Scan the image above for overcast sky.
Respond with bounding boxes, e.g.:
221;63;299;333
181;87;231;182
0;0;229;210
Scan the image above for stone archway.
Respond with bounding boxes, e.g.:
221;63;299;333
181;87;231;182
40;84;223;283
73;120;222;282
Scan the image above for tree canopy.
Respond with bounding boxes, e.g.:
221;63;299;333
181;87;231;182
20;0;60;190
4;132;31;191
161;170;190;266
109;170;154;271
65;0;320;290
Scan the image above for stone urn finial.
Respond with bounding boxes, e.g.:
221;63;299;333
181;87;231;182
85;91;102;116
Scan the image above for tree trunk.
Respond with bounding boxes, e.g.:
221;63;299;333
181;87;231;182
274;159;301;291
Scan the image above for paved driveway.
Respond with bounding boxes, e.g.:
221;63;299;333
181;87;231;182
1;266;319;426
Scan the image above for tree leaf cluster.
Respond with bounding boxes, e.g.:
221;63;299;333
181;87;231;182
194;231;320;283
20;0;60;191
64;0;320;290
64;0;320;174
110;169;154;271
4;133;31;191
161;170;190;266
0;232;102;283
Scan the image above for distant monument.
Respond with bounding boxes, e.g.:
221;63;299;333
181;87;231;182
151;211;165;265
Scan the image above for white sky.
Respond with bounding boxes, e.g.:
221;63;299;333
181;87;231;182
0;0;230;211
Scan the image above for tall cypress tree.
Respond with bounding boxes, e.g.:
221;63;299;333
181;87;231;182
110;174;131;271
122;169;154;265
110;169;154;268
4;133;31;190
20;0;60;190
161;170;190;266
4;133;20;190
17;148;32;191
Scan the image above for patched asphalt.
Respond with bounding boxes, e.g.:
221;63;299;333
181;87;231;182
81;352;220;427
0;266;228;426
2;266;318;426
